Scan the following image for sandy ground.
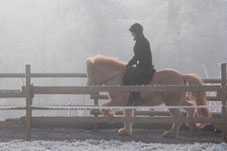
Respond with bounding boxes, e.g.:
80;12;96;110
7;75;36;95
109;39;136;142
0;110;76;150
0;127;223;144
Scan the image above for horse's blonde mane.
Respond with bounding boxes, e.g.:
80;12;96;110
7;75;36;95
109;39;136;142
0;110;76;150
90;55;126;70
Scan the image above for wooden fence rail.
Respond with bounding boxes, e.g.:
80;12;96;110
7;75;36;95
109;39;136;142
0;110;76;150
0;73;87;78
0;64;226;142
30;85;221;94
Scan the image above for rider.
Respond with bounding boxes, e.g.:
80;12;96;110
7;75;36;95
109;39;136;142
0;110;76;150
123;23;155;106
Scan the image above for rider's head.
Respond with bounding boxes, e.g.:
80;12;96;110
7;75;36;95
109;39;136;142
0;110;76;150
129;23;143;37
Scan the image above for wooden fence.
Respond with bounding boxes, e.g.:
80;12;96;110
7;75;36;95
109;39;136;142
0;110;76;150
0;64;226;142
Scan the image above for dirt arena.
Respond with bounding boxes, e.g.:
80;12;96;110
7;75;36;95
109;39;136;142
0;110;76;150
0;126;223;144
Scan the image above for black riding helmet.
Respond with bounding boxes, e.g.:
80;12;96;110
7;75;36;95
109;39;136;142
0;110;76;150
129;23;143;34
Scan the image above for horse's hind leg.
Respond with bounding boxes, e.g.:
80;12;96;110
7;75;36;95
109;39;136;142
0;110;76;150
182;100;197;130
118;109;134;136
162;108;183;138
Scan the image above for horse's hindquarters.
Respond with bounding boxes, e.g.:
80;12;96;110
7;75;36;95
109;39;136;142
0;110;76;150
151;70;185;85
142;70;186;106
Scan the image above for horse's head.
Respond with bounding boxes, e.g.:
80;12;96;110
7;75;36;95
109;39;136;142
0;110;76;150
85;56;106;86
85;57;96;86
85;55;126;86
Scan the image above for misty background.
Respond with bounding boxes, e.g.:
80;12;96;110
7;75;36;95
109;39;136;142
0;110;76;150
0;0;227;120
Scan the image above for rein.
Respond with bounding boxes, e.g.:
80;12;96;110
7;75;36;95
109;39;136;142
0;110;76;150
97;71;124;85
92;67;125;85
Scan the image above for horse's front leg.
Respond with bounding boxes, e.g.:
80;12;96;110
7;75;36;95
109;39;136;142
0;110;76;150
101;101;116;117
118;109;134;136
101;93;132;135
101;93;128;117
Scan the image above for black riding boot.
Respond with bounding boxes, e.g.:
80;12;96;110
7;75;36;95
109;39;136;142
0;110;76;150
127;92;145;106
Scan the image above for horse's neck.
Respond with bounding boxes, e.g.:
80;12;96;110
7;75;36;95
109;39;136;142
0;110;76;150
98;66;124;86
106;71;124;86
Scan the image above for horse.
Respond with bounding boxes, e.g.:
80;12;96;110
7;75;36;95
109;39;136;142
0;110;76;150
85;55;211;138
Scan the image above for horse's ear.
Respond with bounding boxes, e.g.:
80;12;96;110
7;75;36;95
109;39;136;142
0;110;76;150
85;57;93;65
85;58;94;76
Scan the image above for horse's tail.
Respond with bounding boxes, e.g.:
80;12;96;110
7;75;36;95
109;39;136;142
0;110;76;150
183;74;211;128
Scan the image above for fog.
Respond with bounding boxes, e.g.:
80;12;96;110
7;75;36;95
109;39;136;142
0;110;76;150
0;0;227;119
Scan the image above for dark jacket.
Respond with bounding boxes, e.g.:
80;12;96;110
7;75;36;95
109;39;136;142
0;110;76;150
127;34;153;70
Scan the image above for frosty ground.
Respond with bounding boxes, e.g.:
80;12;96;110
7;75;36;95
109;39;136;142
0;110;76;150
0;128;227;150
0;139;227;151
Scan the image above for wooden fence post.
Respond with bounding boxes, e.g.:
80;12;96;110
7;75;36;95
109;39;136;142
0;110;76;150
221;63;227;142
93;93;99;130
25;65;32;141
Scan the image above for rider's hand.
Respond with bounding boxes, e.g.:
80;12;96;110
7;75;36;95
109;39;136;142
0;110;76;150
126;64;130;68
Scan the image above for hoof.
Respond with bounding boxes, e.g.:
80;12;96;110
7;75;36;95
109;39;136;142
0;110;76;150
186;123;198;131
117;128;131;136
104;114;115;118
196;123;206;129
162;131;177;138
101;110;115;117
185;123;197;130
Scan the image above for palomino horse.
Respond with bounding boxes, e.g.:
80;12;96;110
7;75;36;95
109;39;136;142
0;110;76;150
85;55;211;138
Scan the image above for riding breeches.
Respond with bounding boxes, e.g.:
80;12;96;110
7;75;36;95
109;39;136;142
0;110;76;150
122;66;155;85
